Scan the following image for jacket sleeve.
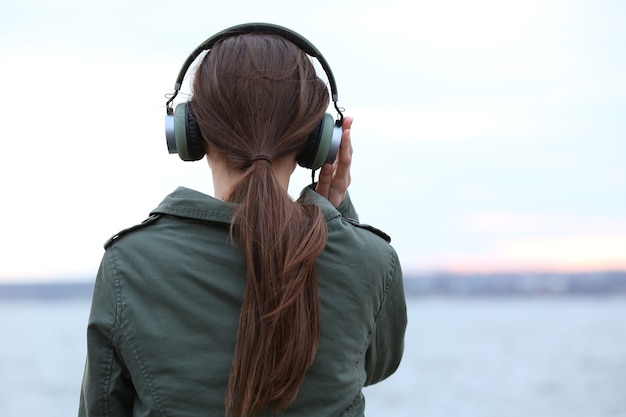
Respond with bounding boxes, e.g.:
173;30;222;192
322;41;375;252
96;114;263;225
301;183;359;221
335;191;359;222
364;249;407;386
79;251;135;417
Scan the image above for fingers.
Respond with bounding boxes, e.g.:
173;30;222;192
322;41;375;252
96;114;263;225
315;162;334;199
342;116;354;132
315;116;354;207
333;117;353;190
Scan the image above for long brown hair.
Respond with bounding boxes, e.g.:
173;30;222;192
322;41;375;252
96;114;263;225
191;34;330;416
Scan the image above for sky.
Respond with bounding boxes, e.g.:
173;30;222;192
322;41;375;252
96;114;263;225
1;0;625;282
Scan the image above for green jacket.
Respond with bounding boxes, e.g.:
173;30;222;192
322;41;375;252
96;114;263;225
79;186;407;417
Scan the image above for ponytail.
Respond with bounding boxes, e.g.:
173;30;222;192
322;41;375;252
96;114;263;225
190;33;331;416
225;161;326;416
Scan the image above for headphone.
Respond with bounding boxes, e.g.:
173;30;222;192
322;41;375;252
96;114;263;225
164;23;344;170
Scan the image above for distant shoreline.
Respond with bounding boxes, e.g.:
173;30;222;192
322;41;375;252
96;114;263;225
0;281;94;301
403;270;626;297
2;271;626;301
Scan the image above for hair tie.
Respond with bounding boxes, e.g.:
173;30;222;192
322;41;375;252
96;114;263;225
251;154;273;164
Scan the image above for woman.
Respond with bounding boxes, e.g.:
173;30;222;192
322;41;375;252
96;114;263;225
79;25;407;417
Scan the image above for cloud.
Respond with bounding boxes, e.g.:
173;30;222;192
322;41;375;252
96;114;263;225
2;0;626;282
352;0;563;47
349;101;545;142
499;235;626;268
406;234;626;274
463;212;626;235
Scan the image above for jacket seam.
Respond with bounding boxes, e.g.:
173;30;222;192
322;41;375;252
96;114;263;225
152;207;233;224
108;248;170;417
372;248;399;377
101;252;117;417
359;246;397;382
375;247;398;322
101;332;114;417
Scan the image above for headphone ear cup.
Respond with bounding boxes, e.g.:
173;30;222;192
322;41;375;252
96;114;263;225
297;113;342;170
182;102;206;161
166;102;206;161
297;119;322;169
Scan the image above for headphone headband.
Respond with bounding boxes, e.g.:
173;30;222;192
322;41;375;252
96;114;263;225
165;23;344;169
167;23;339;110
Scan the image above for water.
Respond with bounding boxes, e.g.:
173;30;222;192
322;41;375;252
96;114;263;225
1;296;625;417
364;297;626;417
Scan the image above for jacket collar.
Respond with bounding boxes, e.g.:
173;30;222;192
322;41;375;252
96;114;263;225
151;187;235;224
151;186;341;224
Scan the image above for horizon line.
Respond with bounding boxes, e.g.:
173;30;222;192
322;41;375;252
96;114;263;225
2;268;626;286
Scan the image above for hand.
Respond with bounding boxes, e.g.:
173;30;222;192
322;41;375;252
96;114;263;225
315;116;354;208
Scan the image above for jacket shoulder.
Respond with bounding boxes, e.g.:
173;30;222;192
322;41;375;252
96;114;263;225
104;214;161;249
341;217;392;243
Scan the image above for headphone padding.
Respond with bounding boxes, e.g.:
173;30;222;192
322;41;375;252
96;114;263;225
174;104;191;160
297;118;323;169
172;103;206;161
297;113;340;170
309;113;336;170
184;102;206;161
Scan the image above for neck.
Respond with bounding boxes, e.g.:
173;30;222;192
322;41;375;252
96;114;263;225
208;154;297;201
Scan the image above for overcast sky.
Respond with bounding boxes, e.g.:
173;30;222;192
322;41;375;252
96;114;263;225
1;0;625;282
